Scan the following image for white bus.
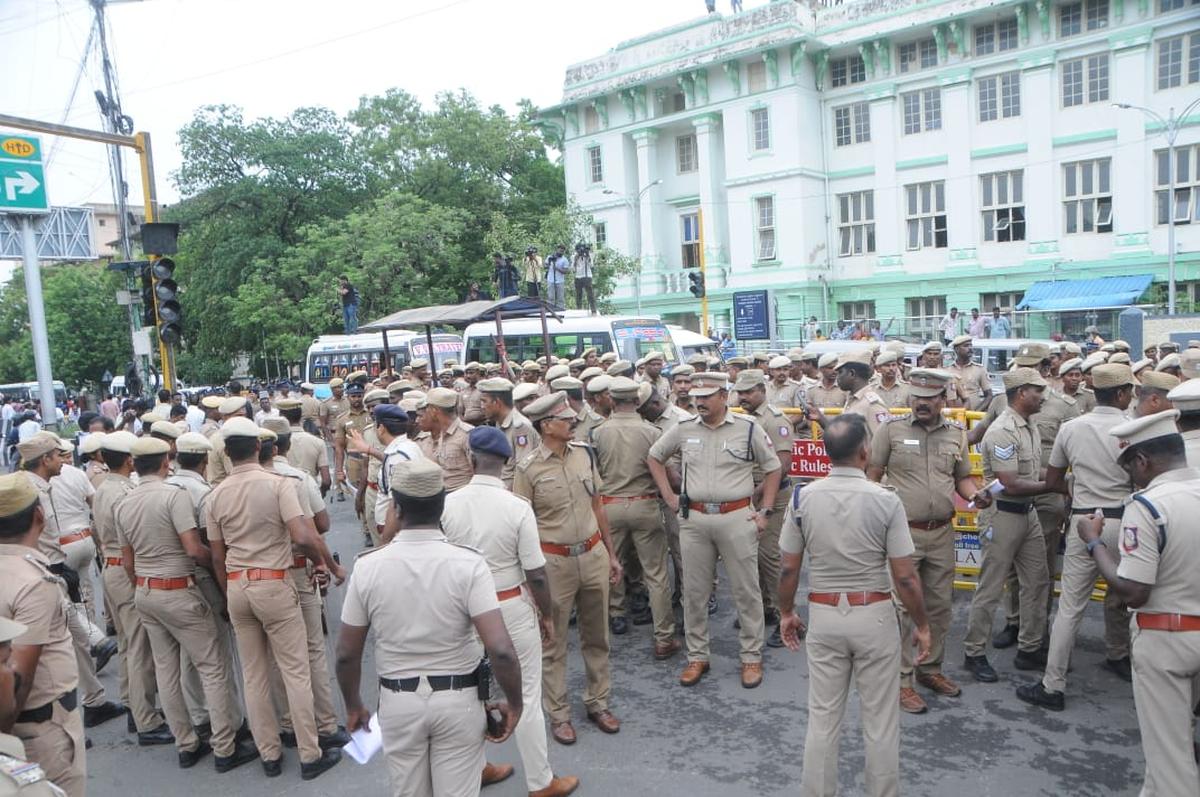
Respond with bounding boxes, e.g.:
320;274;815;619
0;381;68;404
462;312;680;366
305;332;462;398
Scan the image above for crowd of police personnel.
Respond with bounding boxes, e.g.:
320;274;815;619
0;334;1198;796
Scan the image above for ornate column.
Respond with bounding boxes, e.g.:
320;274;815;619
631;129;661;272
692;114;727;269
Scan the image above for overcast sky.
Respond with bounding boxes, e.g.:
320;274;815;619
2;0;747;210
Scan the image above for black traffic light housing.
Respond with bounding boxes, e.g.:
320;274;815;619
139;263;156;326
688;269;705;299
151;257;182;345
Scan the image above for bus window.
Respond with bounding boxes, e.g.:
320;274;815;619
611;322;678;364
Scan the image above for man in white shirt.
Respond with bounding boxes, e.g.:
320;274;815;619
346;404;425;541
253;392;278;425
938;307;961;343
185;398;205;433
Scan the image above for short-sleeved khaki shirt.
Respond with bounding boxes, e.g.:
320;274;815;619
199;419;220;439
299;394;322;423
335;408;372;448
93;473;136;558
843;385;892;437
745;403;794;492
442;475;546;591
766;381;804;409
574;405;605;445
499;409;540;488
114;476;197;579
1034;390;1083;461
807;382;847;410
590;410;661;497
1116;468;1200;614
869;414;970;523
286;427;328;479
0;544;77;706
947;361;991;409
48;465;93;535
205;433;234;485
779;467;915;592
320;396;349;426
205;463;305;572
416;418;475;492
648;411;780;503
981;409;1041;505
272;457;323;517
23;473;64;566
1046;406;1129;508
513;443;602;545
873;380;911;410
460;386;485;426
167;468;211;531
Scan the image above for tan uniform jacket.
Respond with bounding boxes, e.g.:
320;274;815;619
648;411;780;502
499;409;540;487
807;383;847;410
872;380;911;410
285;427;328;480
981;409;1041;506
93;474;136;559
416;418;475;492
1046;406;1129;508
0;545;78;707
114;476;197;579
205;463;304;572
513;443;603;545
1117;468;1200;614
459;386;485;426
947;361;992;410
843;385;892;437
589;410;661;497
869;414;970;523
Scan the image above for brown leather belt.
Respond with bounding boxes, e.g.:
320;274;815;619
540;530;602;558
104;556;123;567
496;585;523;601
228;568;288;581
135;576;193;590
688;497;753;515
366;482;379;491
809;591;892;607
291;556;308;569
1136;613;1200;632
908;517;954;531
58;528;93;546
601;493;658;505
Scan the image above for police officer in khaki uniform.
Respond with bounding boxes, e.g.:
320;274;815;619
828;350;892;438
319;378;348;446
765;356;803;409
946;335;992;411
962;368;1055;683
79;434;108;490
806;353;848;411
639;352;670;398
867;369;985;714
872;351;910;409
415;388;474;491
277;398;330;494
638;386;693;608
205;396;250;486
460;362;487;425
0;614;69;796
205;417;343;780
0;473;85;796
479;378;540;488
334;383;371;503
1169;379;1200;466
648;373;782;689
590;377;679;656
298;383;322;433
1075;410;1200;796
350;389;390;546
778;413;931;797
115;436;258;772
515;393;622;745
198;396;223;439
554;377;604;444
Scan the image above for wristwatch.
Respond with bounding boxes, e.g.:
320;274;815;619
1086;538;1106;556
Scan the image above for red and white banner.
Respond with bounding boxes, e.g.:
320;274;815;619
790;439;831;478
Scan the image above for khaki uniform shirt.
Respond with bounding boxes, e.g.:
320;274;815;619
498;409;540;488
205;463;305;572
869;414;970;523
843;385;892;437
981;409;1041;506
779;467;915;592
364;426;383;489
114;476;197;579
745;402;794;490
1034;390;1083;462
873;380;911;410
416;418;474;492
93;473;136;559
272;457;323;518
766;381;804;409
335;408;372;448
574;405;605;445
1075;388;1097;414
648;405;693;472
320;396;349;429
1047;406;1129;509
442;475;546;591
1184;429;1200;469
299;394;322;424
947;361;992;410
85;460;109;490
285;426;328;480
590;410;661;497
341;527;499;678
48;465;93;535
513;443;603;545
460;386;485;426
0;545;77;707
648;411;780;503
0;732;67;795
23;474;64;566
1117;467;1200;614
807;382;847;410
167;469;211;531
640;374;670;399
205;433;235;485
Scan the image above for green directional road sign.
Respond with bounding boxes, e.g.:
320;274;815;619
0;133;48;214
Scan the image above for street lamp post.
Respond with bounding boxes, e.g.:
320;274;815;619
1115;98;1200;315
604;179;662;315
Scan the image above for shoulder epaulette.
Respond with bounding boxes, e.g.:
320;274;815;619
355;545;383;560
446;541;483;555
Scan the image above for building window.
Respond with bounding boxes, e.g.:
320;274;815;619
754;197;777;261
672;92;687;113
97;218;106;227
751;107;771;151
978;71;1021;121
1063;158;1113;234
584;106;600;135
1062;53;1110;106
593;222;607;247
981;170;1026;242
587;146;603;184
906;297;947;338
681;212;700;268
837;191;876;256
905;181;948;250
1160;0;1200;10
839;301;876;323
979;293;1027;337
898;38;938;73
1060;0;1108;36
1157;33;1200;89
1155;145;1200;225
676;134;698;174
747;60;767;92
901;89;942;134
975;18;1019;55
830;55;866;87
833;102;870;146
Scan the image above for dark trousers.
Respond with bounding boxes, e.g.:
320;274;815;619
575;277;596;314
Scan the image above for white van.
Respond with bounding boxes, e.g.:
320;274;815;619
462;312;680;366
305;331;463;398
667;326;721;364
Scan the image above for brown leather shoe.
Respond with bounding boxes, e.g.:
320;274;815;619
654;638;682;660
482;762;515;786
550;721;576;746
586;709;620;734
679;660;710;686
530;775;581;797
916;671;962;697
899;687;928;714
740;662;763;689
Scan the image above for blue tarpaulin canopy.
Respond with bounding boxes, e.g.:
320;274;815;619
1015;274;1154;311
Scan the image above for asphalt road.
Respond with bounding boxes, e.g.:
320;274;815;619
83;492;1147;796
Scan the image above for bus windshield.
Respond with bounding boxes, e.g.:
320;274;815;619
611;320;678;364
306;334;461;384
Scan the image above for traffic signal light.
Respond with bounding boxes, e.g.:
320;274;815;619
688;269;705;299
139;263;156;326
151;257;182;345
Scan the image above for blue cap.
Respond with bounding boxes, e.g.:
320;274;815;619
468;426;512;459
346;383;365;395
373;404;406;422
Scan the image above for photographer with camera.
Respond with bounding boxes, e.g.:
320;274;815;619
493;253;520;299
545;245;570;309
573;243;597;315
523;247;542;299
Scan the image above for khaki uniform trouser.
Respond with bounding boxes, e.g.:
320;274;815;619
605;499;675;645
272;567;338;735
135;583;243;757
13;702;85;797
660;500;683;597
226;577;319;763
1004;494;1066;629
1131;626;1200;796
542;543;610;723
501;593;553;792
680;507;763;664
802;600;900;797
754;490;788;615
101;565;162;731
181;568;242;727
963;505;1049;656
377;685;484;797
364;486;382;547
898;523;956;686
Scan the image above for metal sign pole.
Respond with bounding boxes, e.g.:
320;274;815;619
19;216;59;430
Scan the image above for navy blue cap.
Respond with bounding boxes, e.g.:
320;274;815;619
468;426;513;459
373;404;406;422
346;383;365;395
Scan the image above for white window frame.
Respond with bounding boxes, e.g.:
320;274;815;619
978;71;1021;122
975;18;1019;55
833;102;870;147
906;296;947;338
753;196;777;261
905;181;948;250
676;134;698;174
830;55;867;87
898;38;938;73
1155;145;1200;225
593;222;607;247
583;106;600;135
840;301;876;321
586;145;603;185
901;88;942;135
1063;158;1113;234
1059;0;1108;36
681;212;700;268
1156;33;1200;90
837;191;876;257
750;107;772;152
980;170;1026;242
1061;53;1110;106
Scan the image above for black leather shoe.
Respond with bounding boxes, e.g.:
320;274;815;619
1102;656;1133;682
279;730;297;749
1016;682;1065;711
609;616;629;635
178;741;211;769
214;740;259;773
234;720;253;744
85;738;92;750
763;608;781;626
84;701;127;728
964;655;998;683
127;713;136;734
992;624;1020;649
194;722;212;743
91;638;118;673
707;595;718;616
1014;648;1047;670
138;724;176;746
300;748;341;781
319;727;351;750
766;625;785;649
262;758;282;778
631;608;653;626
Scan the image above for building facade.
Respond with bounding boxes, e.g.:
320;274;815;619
87;202;144;259
542;0;1200;342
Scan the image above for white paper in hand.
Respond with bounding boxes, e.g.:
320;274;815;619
343;715;383;764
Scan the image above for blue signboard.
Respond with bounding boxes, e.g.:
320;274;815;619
733;290;769;340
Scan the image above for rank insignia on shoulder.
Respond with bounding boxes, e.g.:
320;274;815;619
779;425;790;437
516;435;528;447
1121;526;1139;552
992;444;1015;461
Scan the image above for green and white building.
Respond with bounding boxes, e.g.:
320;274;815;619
541;0;1200;342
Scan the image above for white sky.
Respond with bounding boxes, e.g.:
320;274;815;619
2;0;749;209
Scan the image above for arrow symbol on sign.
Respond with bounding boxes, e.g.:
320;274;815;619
4;171;39;201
